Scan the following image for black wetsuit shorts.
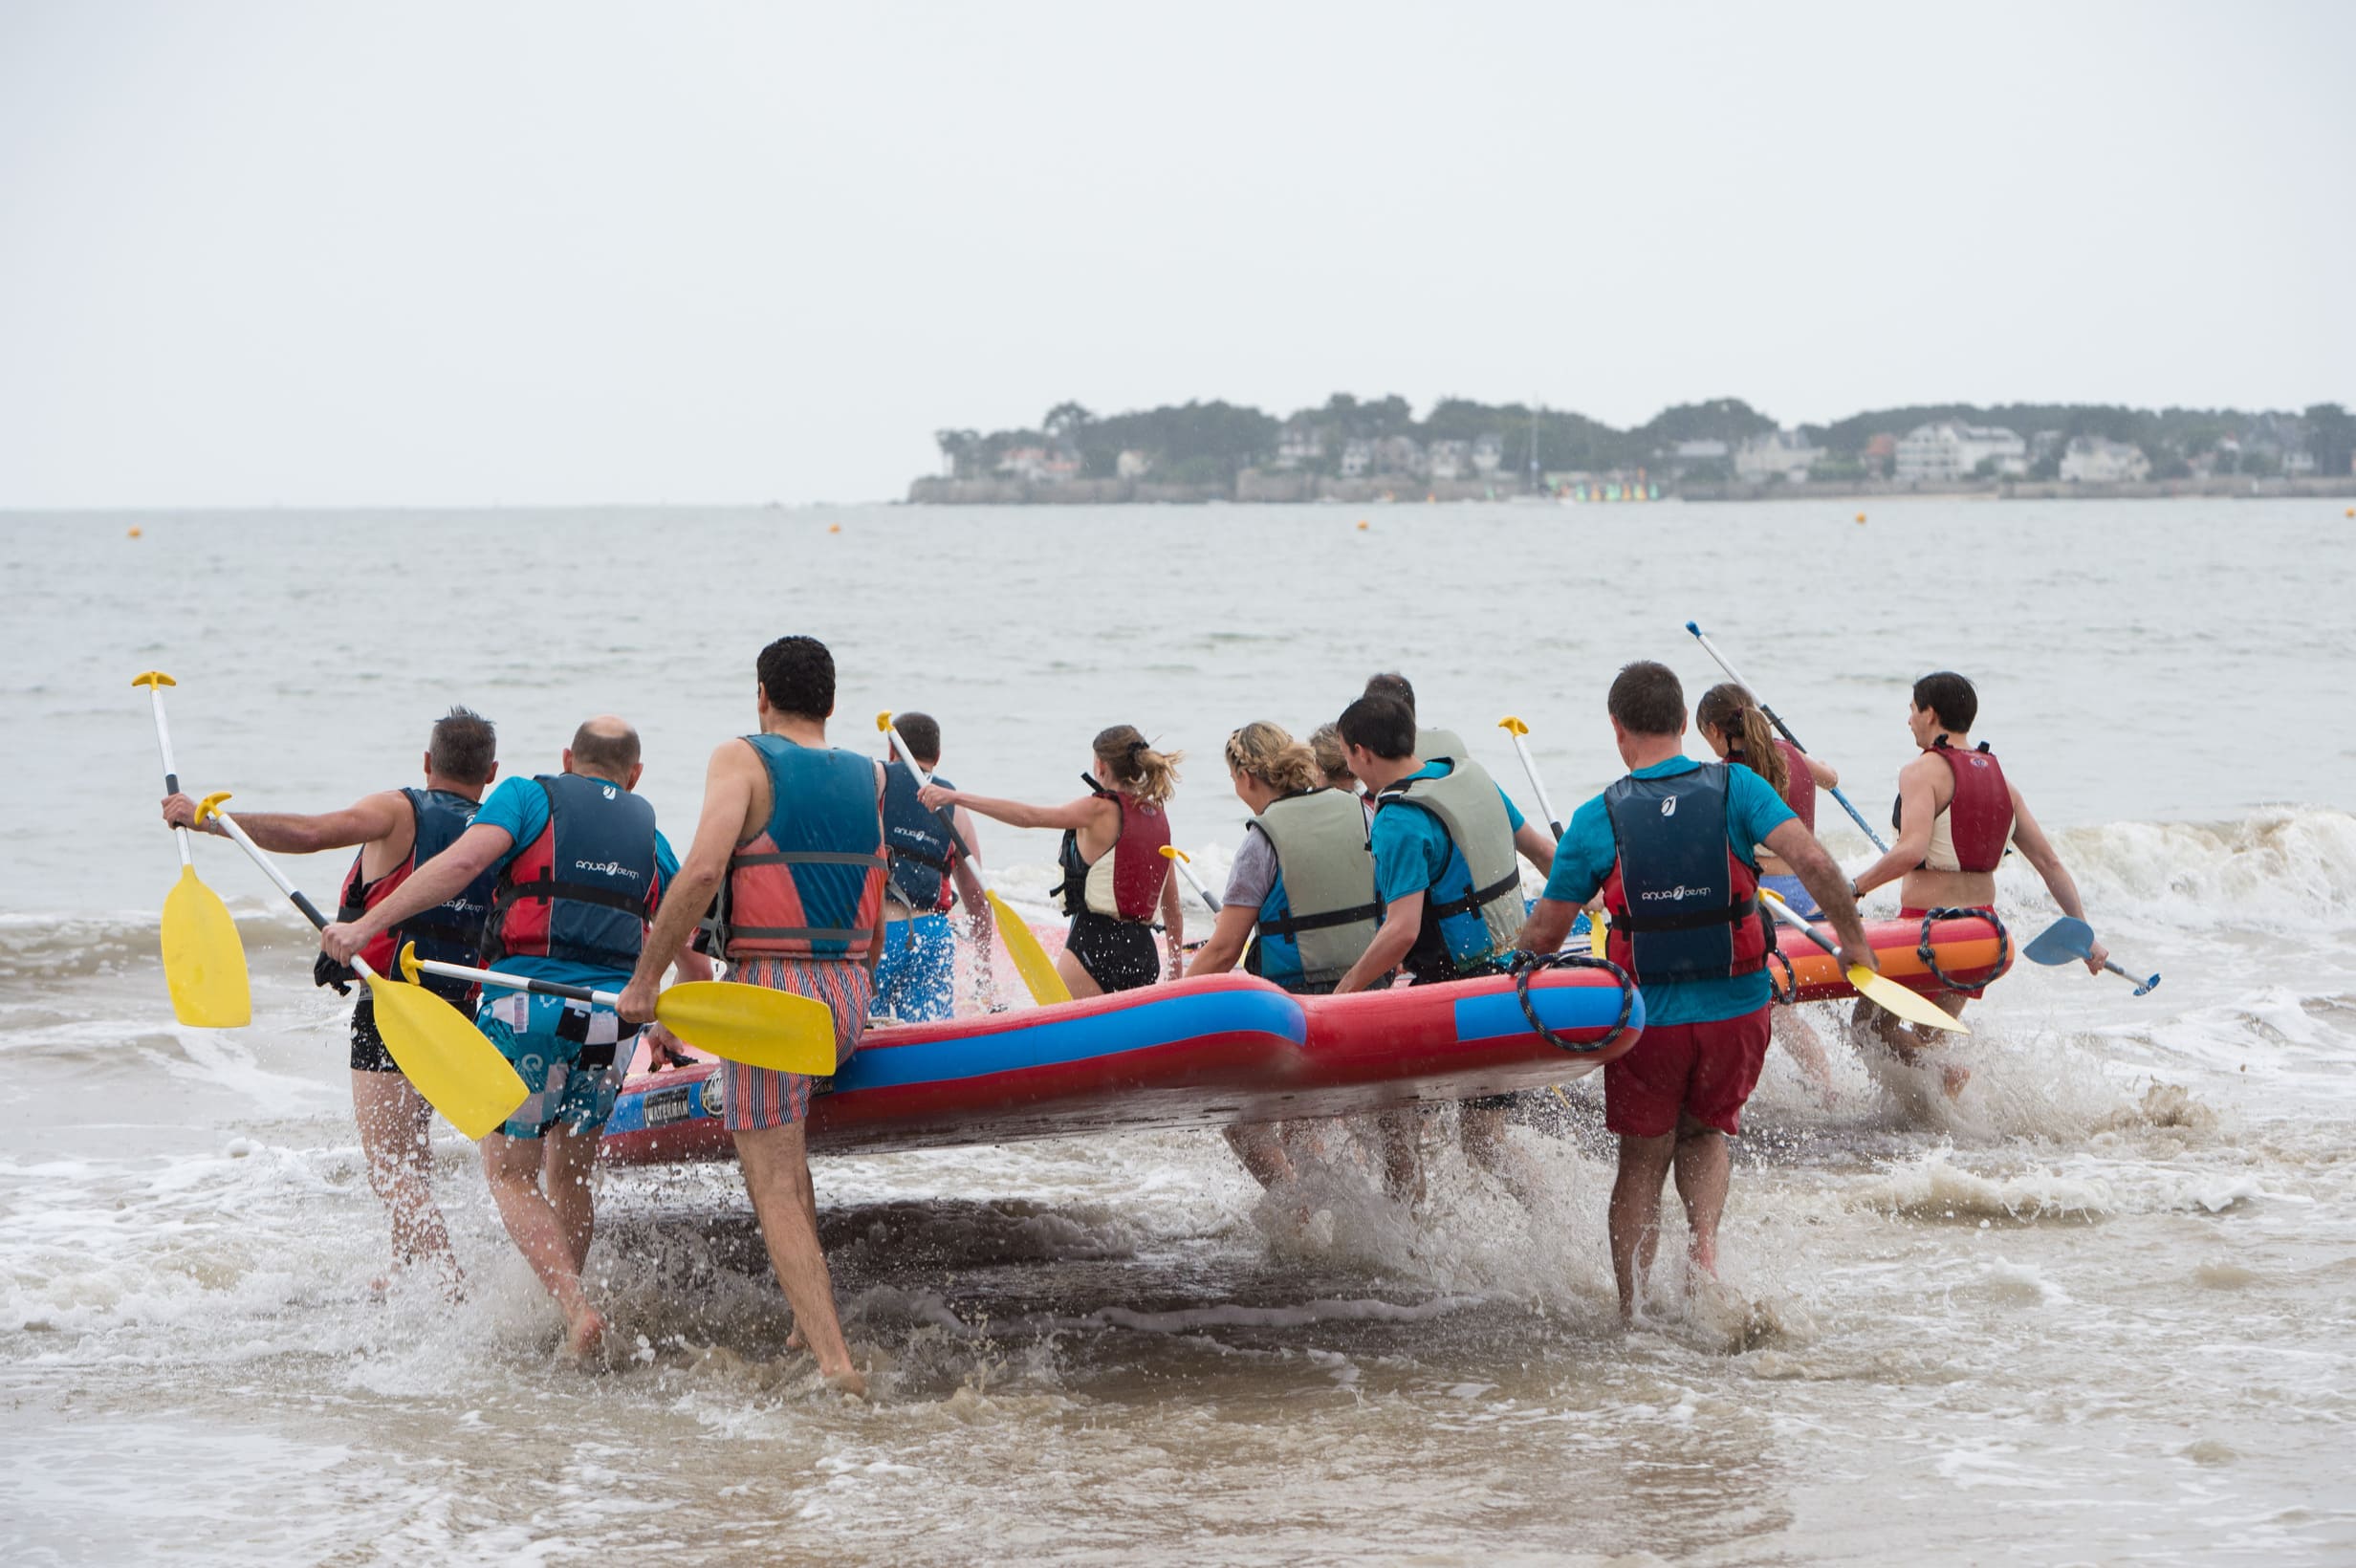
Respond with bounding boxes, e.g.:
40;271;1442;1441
1065;910;1161;993
348;980;474;1074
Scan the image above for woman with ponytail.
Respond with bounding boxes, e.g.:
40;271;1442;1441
1696;681;1843;1099
921;726;1185;997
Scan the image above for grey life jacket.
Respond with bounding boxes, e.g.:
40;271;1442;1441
1376;754;1529;980
1244;787;1383;991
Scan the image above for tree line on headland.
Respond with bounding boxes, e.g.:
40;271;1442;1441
927;394;2355;492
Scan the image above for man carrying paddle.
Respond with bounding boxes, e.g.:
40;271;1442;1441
1333;693;1555;1204
322;716;700;1358
1844;671;2107;1089
878;712;993;1021
1516;662;1870;1325
618;636;888;1396
164;706;501;1292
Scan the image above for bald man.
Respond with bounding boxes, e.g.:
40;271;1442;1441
324;716;706;1358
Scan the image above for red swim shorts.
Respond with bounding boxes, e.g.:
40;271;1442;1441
1603;1005;1773;1139
1901;905;1998;999
718;956;874;1133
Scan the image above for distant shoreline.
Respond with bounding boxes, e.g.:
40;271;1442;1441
906;473;2356;506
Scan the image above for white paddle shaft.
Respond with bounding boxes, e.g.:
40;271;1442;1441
206;806;385;985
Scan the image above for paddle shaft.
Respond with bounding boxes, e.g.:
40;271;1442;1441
1685;621;1888;852
1501;726;1564;841
411;953;614;1007
142;682;197;871
1165;849;1223;916
206;807;387;987
883;718;974;862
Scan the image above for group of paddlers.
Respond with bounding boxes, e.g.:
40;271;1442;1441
161;635;2108;1365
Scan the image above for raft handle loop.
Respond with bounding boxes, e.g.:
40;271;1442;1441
1917;905;2010;995
1765;946;1800;1006
1510;949;1637;1056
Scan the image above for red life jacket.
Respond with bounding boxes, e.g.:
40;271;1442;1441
1923;739;2013;873
1057;777;1171;923
1728;737;1817;831
714;735;887;961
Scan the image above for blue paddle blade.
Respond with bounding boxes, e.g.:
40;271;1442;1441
2023;917;2095;966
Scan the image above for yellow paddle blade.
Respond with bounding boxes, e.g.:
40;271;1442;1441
160;864;251;1028
655;981;838;1075
1850;966;1969;1034
986;890;1072;1004
360;974;528;1140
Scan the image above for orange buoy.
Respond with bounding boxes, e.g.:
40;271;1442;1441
1355;519;1369;532
2345;507;2353;518
827;523;841;534
1855;512;1867;524
126;526;142;538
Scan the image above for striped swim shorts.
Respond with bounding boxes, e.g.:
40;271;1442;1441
718;955;876;1132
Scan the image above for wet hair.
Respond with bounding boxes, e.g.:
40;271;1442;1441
1363;672;1416;720
1696;683;1788;797
570;716;642;775
1607;661;1686;737
1308;723;1357;791
1093;724;1181;805
893;711;942;769
1224;721;1320;795
757;635;835;721
426;706;495;785
1336;695;1416;762
1912;670;1978;733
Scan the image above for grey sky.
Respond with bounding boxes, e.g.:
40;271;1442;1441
2;1;2347;508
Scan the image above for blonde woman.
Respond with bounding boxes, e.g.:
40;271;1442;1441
922;726;1183;997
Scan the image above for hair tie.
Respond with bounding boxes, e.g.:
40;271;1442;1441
1128;738;1149;758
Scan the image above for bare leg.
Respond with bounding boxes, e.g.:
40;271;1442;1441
351;1070;459;1286
1772;1010;1837;1104
1056;948;1103;1000
1608;1132;1678;1324
482;1131;604;1358
1853;994;1972;1098
540;1125;600;1275
1669;1116;1731;1276
1459;1102;1535;1204
734;1121;863;1395
1225;1123;1297;1189
1375;1107;1424;1206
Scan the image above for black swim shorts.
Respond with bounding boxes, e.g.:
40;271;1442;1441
347;978;475;1074
1065;910;1162;994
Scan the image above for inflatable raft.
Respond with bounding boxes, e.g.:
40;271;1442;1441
1771;909;2013;1003
601;964;1643;1165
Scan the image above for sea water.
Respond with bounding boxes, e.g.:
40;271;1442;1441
2;500;2351;1564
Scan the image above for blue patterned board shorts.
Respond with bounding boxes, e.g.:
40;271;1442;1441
478;990;640;1140
874;913;956;1024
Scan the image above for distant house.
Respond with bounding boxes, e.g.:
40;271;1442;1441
1373;435;1426;476
2058;436;2150;484
1341;439;1374;478
1116;449;1154;479
1895;422;2026;483
1734;429;1823;484
997;446;1080;484
1471;433;1505;474
1864;432;1898;476
1428;439;1472;481
1275;425;1325;469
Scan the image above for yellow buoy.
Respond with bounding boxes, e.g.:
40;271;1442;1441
1356;519;1369;532
2345;507;2353;518
1855;512;1867;524
827;523;841;534
127;526;142;538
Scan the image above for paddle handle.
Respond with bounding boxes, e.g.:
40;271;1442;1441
136;674;196;869
204;799;385;985
410;951;611;1007
1685;621;1889;852
1160;845;1222;915
1498;720;1563;841
2104;958;2160;993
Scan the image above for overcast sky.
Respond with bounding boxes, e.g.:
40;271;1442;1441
2;1;2348;508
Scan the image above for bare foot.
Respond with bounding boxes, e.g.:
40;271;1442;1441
1940;1061;1972;1100
784;1322;806;1354
821;1364;868;1400
560;1305;609;1362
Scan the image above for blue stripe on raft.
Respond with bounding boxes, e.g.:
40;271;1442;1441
1452;981;1645;1044
835;987;1309;1092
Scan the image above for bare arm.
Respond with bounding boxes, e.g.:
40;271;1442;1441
1513;819;1556;875
919;787;1107;834
2006;788;2108;970
1516;897;1578;955
1849;757;1936;897
319;820;512;961
1802;754;1840;789
621;742;755;1019
166;791;406;856
1186;904;1257;977
1761;819;1875;969
1159;866;1185;976
1336;893;1422;994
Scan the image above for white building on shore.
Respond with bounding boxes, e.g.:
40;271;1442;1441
1895;422;2027;483
2058;436;2151;484
1734;429;1824;484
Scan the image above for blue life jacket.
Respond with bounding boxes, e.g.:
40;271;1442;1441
710;735;886;961
1600;762;1769;985
882;765;960;912
481;773;662;976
